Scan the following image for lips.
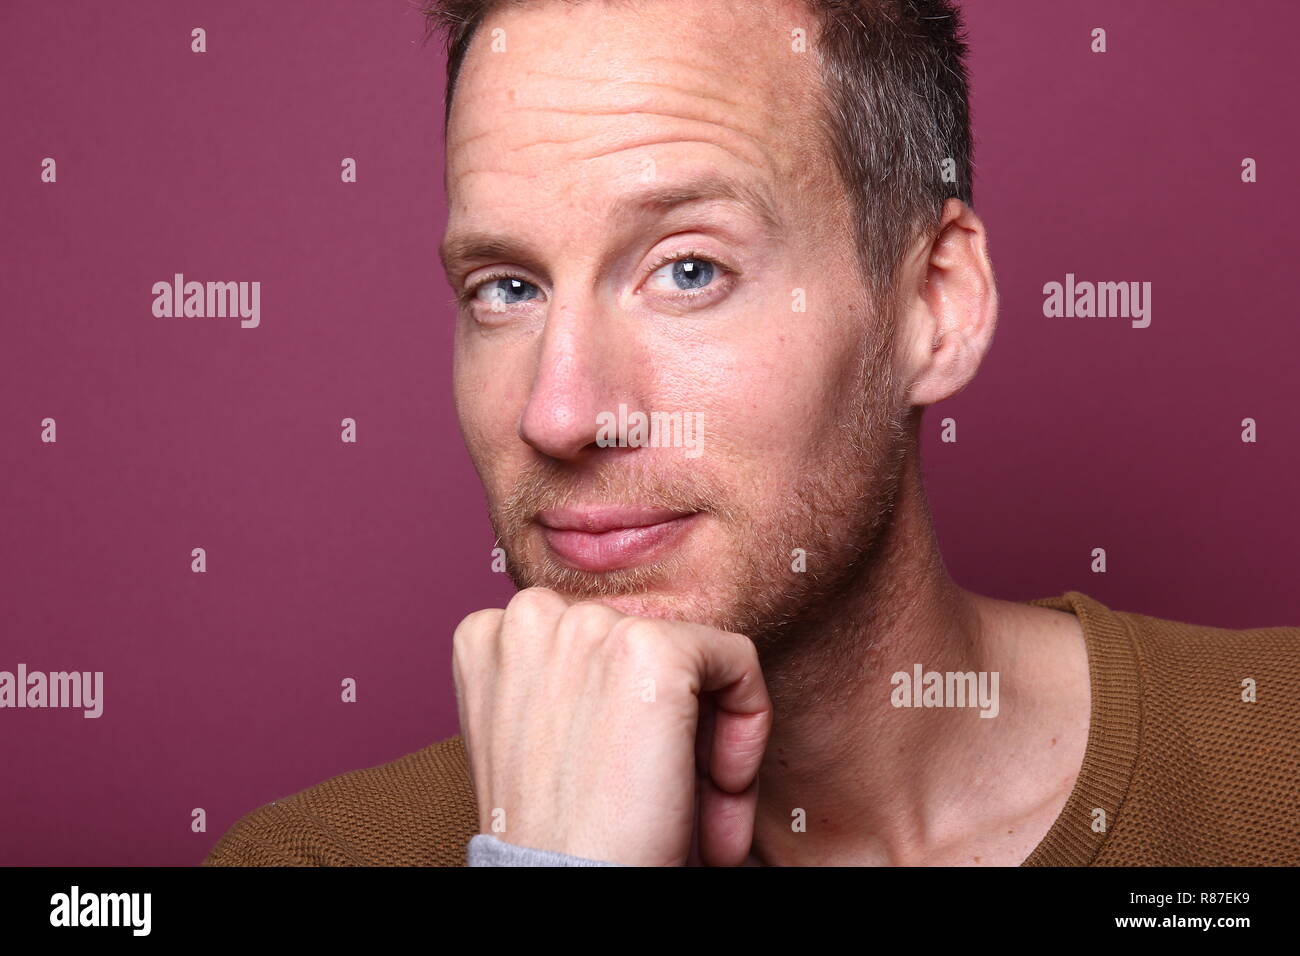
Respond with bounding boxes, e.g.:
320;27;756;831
536;506;699;572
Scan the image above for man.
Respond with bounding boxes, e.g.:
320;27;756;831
204;0;1300;867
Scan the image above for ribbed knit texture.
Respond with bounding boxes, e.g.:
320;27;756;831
202;591;1300;866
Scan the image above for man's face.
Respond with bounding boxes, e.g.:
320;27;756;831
442;0;910;644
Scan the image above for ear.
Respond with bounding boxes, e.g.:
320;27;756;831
896;199;998;407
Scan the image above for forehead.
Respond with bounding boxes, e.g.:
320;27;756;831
444;0;827;211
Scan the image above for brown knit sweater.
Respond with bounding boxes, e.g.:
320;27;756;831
202;591;1300;866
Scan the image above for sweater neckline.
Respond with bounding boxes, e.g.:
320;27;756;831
1016;590;1142;866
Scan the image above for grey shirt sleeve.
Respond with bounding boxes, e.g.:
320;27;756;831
467;834;627;867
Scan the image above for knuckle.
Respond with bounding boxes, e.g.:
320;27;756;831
607;616;665;660
508;586;567;619
452;608;503;654
556;601;620;642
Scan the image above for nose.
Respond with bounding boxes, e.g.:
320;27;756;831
517;298;629;462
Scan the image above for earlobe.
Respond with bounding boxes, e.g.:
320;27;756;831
901;200;998;408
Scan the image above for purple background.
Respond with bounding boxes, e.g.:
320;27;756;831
1;0;1295;866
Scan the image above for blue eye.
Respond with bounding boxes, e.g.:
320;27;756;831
648;257;716;292
474;276;539;307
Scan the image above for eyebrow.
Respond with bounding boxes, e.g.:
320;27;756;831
438;173;783;286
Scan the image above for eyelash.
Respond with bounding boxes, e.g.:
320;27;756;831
460;249;735;310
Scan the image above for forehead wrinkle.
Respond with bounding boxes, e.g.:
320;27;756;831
520;124;772;171
454;119;765;156
622;174;786;236
570;136;770;175
503;65;752;113
450;54;790;149
453;105;777;179
452;94;774;154
448;133;773;203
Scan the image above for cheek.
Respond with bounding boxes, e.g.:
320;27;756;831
686;329;860;466
453;338;522;474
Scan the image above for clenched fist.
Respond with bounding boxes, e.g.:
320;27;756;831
452;587;773;866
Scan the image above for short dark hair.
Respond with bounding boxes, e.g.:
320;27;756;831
420;0;973;311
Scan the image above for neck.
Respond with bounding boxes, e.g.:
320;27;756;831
748;447;1088;866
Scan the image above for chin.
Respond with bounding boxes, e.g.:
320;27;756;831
504;527;745;628
578;591;683;620
586;588;746;635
